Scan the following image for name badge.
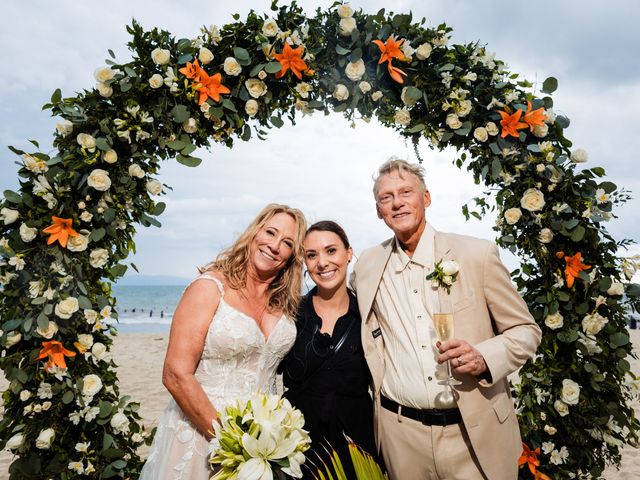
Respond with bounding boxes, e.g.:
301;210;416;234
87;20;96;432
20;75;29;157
371;328;382;339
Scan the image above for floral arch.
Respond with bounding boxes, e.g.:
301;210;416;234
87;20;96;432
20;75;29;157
0;2;638;478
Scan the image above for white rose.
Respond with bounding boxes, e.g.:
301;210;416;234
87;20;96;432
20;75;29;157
442;275;453;286
345;59;366;81
19;223;38;242
402;42;414;60
56;119;74;137
20;390;32;401
151;48;171;65
82;374;103;397
67;234;89;252
80;211;93;222
146;180;163;196
110;412;130;433
1;207;19;225
5;331;21;347
473;127;488;142
358;81;371;94
394;108;411;126
538;228;554;243
571;148;589;164
128;164;145;179
77;133;97;152
198;47;214;65
55;297;79;319
35;428;55;449
337;3;354;18
148;74;164;89
561;379;581;405
36;321;59;339
332;84;350;101
96;82;113;98
245;78;268;98
87;169;111;191
520;188;545;212
544;312;564;330
182;118;198;134
582;312;608;335
262;18;279;37
245;99;259;117
94;67;115;83
504;207;522;225
103;149;118;164
441;260;459;276
91;342;107;360
339;17;357;36
257;70;267;80
89;248;109;269
544;425;557;435
371;91;383;102
446;113;462;130
416;42;433;61
486;122;499;136
77;334;94;351
6;433;24;450
533;123;549;138
607;282;625;296
554;400;569;417
223;57;242;76
400;87;418;106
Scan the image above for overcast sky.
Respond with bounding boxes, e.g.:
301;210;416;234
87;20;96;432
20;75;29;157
1;0;639;280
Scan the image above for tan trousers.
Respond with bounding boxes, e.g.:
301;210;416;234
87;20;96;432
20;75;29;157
379;405;488;480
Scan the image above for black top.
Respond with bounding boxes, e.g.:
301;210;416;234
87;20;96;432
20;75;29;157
281;288;375;479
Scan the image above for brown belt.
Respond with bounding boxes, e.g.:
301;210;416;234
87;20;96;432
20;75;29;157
381;394;462;426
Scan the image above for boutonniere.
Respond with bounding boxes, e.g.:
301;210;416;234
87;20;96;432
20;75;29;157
426;259;460;294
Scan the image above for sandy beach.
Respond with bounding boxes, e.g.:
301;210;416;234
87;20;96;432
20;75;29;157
1;330;638;478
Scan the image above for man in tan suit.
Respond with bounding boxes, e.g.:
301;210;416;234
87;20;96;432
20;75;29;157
351;159;541;479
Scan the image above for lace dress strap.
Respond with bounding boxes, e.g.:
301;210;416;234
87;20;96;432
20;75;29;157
188;272;225;297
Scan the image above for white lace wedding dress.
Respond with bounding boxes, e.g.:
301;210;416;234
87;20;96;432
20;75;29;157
139;274;296;480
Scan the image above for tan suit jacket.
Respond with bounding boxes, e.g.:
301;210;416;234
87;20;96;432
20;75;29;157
352;229;541;480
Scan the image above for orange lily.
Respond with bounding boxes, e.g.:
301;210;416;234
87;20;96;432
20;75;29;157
498;108;528;138
196;73;230;104
178;59;205;82
523;101;547;132
563;251;591;288
42;216;79;248
518;442;541;475
387;63;407;84
37;340;76;371
535;470;553;480
373;35;407;83
273;43;308;80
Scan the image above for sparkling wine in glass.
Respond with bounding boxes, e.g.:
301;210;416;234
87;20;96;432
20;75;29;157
434;303;462;387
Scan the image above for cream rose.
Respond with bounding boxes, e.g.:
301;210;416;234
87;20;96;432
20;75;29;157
504;207;522;225
198;47;214;65
110;412;130;433
87;169;111;192
1;207;19;225
371;91;383;102
82;374;103;397
80;211;93;222
554;400;569;417
262;18;279;37
332;84;350;101
538;228;554;243
486;122;499;136
6;433;24;450
245;78;268;98
96;82;113;98
520;188;545;212
151;48;171;65
345;59;366;82
77;133;97;152
245;99;259;117
91;342;107;360
182;118;198;134
223;57;242;76
128;164;145;179
533;123;549;138
148;74;164;89
89;248;109;269
571;148;589;164
359;81;371;94
19;223;38;242
544;425;557;435
561;379;580;405
55;297;79;320
607;282;625;296
339;17;357;36
337;3;354;18
394;108;411;126
400;87;418;106
36;321;59;339
94;67;115;83
445;113;462;130
544;312;564;330
415;42;433;60
56;119;74;137
35;428;55;449
441;260;459;276
5;331;21;347
473;127;488;142
20;390;32;401
146;179;163;196
582;312;608;335
67;234;89;252
103;149;118;164
77;334;94;351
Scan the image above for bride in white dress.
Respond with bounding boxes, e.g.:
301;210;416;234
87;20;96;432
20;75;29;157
140;204;307;480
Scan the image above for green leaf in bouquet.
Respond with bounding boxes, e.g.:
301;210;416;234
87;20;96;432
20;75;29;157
265;61;282;74
542;76;558;94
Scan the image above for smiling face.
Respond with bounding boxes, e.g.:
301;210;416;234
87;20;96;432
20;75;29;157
375;169;431;241
248;212;297;278
303;230;353;294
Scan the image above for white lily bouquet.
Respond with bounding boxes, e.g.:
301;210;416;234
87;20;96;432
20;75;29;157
209;392;311;480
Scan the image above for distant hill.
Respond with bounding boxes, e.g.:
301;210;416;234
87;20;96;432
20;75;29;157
116;275;190;286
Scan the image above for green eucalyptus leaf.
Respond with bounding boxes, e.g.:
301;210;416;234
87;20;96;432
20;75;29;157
176;154;202;167
62;390;74;404
264;61;282;74
170;105;190;123
542;77;558;94
3;190;22;204
233;47;250;61
90;228;106;242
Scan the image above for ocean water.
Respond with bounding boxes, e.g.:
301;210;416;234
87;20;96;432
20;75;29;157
111;285;186;333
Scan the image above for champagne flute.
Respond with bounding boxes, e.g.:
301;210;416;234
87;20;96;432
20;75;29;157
433;296;462;387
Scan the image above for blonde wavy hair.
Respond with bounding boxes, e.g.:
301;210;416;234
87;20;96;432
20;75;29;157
200;203;307;318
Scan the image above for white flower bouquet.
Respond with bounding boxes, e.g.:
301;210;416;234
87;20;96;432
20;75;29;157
209;392;311;480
